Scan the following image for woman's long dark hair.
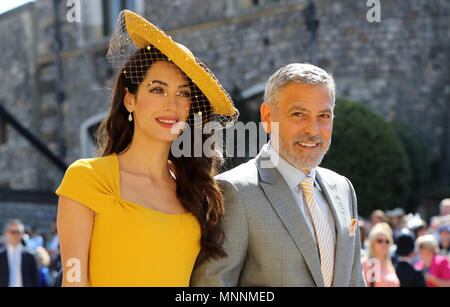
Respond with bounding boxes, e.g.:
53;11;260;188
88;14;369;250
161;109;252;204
96;46;227;260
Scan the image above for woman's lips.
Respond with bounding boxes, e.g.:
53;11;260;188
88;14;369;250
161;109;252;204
155;116;179;129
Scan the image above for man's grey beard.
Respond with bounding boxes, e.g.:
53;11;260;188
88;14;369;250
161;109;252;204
279;136;331;172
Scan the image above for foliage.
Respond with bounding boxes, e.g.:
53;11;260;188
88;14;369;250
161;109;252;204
321;98;411;217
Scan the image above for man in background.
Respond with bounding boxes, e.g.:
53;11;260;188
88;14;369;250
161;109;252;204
0;219;38;287
394;230;426;287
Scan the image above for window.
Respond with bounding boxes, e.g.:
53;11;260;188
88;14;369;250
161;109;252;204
103;0;136;36
80;112;107;158
87;122;101;144
0;119;7;145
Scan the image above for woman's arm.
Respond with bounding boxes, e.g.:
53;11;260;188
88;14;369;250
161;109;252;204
57;196;95;287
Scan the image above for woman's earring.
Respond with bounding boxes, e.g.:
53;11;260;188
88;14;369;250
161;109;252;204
128;112;133;122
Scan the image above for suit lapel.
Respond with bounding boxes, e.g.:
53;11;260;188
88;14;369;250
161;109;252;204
315;168;349;287
256;150;325;287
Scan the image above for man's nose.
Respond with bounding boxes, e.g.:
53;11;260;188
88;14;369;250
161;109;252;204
302;117;320;136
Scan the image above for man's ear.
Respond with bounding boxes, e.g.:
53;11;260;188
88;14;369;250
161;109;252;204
260;102;273;134
123;88;136;112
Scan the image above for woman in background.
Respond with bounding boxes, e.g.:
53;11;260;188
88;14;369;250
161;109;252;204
362;223;400;287
415;234;450;287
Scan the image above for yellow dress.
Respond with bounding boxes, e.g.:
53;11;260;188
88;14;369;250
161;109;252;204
55;154;201;287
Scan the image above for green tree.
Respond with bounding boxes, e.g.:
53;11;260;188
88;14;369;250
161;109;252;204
392;123;430;213
321;98;411;218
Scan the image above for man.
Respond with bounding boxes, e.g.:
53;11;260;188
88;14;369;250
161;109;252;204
440;198;450;216
0;220;38;287
437;225;449;256
387;207;405;243
191;63;365;287
394;230;426;287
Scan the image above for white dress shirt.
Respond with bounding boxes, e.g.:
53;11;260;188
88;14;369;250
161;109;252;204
266;142;337;248
6;243;23;287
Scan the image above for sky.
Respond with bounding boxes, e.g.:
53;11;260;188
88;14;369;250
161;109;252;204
0;0;35;15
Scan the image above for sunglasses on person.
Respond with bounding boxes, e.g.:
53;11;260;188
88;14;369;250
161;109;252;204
376;238;390;245
7;230;21;235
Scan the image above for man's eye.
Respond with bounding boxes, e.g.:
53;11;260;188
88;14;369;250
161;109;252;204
320;114;331;119
150;87;165;94
293;112;303;117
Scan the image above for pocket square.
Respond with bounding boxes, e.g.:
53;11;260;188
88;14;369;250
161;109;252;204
349;219;357;236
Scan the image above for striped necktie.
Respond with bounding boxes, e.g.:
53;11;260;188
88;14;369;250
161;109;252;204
300;176;335;287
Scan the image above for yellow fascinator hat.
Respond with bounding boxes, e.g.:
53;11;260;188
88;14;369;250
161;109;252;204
106;10;239;128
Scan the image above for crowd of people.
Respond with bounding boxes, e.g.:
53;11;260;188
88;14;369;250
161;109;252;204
359;198;450;287
0;220;60;287
0;198;449;287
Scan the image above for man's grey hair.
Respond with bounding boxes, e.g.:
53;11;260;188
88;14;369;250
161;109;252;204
264;63;336;107
440;198;450;215
3;219;25;233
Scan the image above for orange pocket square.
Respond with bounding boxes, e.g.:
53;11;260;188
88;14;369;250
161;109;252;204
349;219;357;236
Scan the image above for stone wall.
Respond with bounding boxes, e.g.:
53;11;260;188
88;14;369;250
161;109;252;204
317;0;449;160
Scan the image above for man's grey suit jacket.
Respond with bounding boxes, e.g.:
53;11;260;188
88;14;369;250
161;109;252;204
191;146;366;287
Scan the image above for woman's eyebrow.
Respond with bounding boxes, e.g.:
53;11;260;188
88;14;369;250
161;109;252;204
147;80;168;87
147;80;190;89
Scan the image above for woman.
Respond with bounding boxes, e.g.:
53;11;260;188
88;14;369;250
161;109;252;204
414;234;450;287
437;225;450;256
56;10;238;286
368;210;389;232
362;223;400;287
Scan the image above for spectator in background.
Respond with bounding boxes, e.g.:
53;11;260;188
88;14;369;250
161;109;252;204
440;198;450;217
415;234;450;287
46;221;60;272
25;226;44;251
406;213;427;239
0;220;38;287
387;208;405;241
359;219;368;258
429;216;442;235
430;214;450;252
369;210;389;231
362;223;400;287
35;246;52;287
437;225;450;257
394;230;426;287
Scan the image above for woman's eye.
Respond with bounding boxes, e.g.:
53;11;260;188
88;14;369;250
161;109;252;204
177;91;191;98
150;87;165;95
